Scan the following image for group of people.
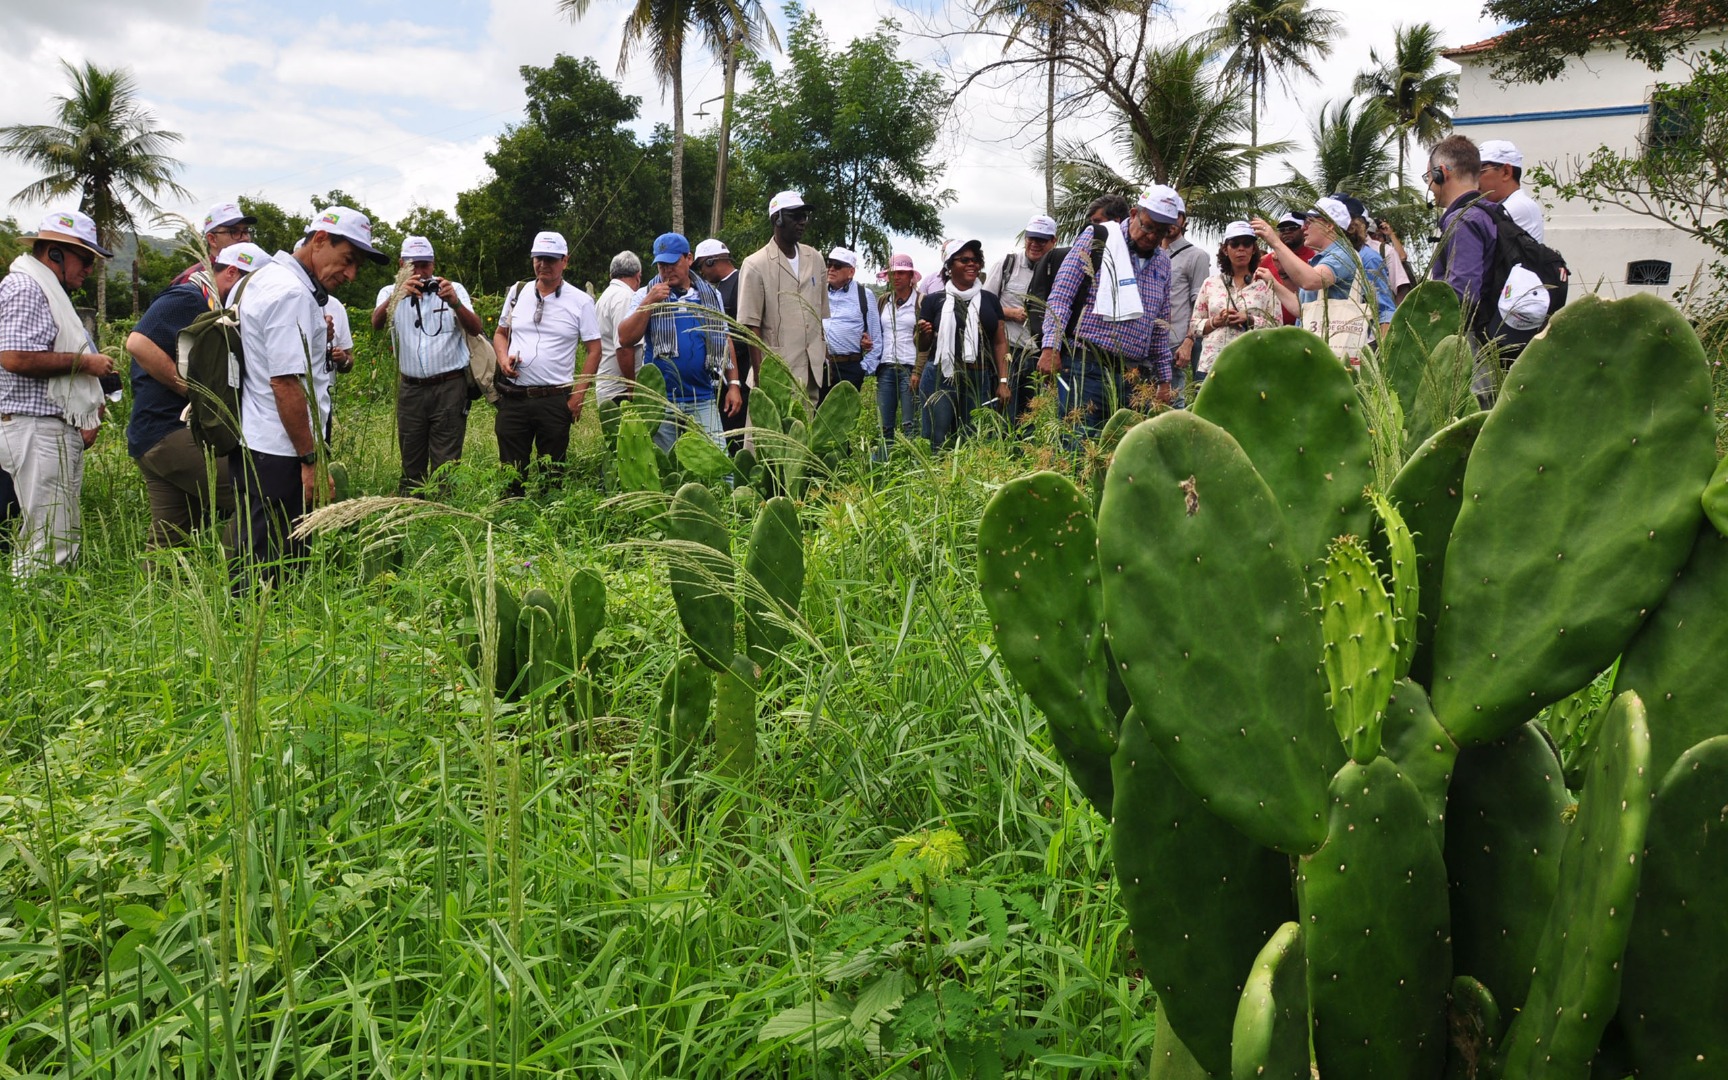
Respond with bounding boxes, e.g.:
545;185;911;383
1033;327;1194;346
0;133;1548;580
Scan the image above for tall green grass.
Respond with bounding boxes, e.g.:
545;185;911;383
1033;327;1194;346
0;356;1148;1077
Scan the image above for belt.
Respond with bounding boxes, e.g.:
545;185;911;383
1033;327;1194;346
497;383;573;399
401;368;466;387
829;352;863;362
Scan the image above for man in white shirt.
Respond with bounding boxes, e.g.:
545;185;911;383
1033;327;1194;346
1478;139;1546;242
984;214;1056;423
491;230;601;495
581;250;641;442
232;204;386;578
822;246;881;401
875;253;923;445
371;235;484;493
1164;205;1213;409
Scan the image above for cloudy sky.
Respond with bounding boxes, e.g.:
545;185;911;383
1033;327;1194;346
0;0;1500;274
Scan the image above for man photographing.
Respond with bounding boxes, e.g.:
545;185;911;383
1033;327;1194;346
371;235;482;494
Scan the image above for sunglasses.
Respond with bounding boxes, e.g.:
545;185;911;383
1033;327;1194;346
781;209;809;222
825;261;849;270
1225;238;1257;248
949;257;981;267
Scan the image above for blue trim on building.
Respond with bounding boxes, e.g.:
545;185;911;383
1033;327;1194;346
1453;104;1650;126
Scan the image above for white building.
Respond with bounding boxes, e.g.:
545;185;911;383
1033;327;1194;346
1445;23;1727;303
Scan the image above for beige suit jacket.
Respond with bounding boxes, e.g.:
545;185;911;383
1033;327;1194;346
738;241;830;393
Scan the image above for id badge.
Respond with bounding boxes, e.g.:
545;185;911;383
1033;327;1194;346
227;353;241;388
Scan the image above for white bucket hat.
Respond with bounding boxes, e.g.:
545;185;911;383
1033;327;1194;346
401;235;435;261
25;209;114;259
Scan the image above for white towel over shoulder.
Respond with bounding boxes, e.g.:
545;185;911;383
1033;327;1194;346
1091;221;1143;324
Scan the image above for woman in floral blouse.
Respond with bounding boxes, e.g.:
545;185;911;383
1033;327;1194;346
1188;220;1281;378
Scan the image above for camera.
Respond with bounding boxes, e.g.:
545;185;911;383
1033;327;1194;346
415;276;442;295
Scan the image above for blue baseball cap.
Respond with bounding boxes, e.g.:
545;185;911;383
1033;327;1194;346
652;233;692;263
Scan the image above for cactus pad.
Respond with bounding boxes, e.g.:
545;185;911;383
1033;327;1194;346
662;482;736;672
811;381;860;458
1319;534;1398;763
742;496;804;671
978;472;1117;757
1098;411;1340;855
1619;735;1728;1079
1368;490;1419;679
1380;281;1464;421
1499;691;1653;1080
1385;412;1484;687
1298;756;1451;1080
1431;295;1716;746
1230;921;1310;1080
674;430;736;480
1381;678;1456;832
1190;326;1375;573
1704;452;1728;536
714;654;757;775
1112;710;1296;1076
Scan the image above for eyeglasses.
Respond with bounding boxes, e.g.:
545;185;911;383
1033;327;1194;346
533;290;545;325
211;226;251;239
1225;238;1257;248
825;261;849;270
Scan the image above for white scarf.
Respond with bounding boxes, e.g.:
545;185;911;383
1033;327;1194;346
1092;220;1144;323
7;253;104;429
934;281;983;378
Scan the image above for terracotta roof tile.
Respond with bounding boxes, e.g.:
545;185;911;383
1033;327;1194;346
1444;4;1716;58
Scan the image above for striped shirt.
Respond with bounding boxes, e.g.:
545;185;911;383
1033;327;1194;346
0;271;65;418
1040;225;1175;383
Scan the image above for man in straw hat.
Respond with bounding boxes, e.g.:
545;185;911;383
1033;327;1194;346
0;209;117;576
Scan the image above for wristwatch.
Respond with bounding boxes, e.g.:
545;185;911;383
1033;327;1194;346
298;451;317;466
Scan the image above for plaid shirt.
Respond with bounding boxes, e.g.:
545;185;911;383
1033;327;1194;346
0;271;63;418
1040;225;1175;383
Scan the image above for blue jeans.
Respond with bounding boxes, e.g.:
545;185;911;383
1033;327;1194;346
1057;350;1127;438
876;364;917;442
654;397;724;451
922;366;995;451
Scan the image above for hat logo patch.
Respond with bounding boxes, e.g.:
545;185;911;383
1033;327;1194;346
56;215;76;229
237;253;253;265
319;212;340;225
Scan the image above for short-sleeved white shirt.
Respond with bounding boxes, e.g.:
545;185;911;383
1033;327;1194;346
499;279;599;386
324;296;353;352
375;280;474;378
236;251;331;457
1502;188;1545;244
593;278;638;402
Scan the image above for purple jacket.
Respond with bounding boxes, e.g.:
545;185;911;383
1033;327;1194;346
1433;192;1498;313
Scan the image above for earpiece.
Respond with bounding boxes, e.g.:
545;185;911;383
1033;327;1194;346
47;247;64;264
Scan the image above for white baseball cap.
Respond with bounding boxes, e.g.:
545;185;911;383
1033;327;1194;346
769;190;806;217
1480;139;1524;169
1138;185;1182;225
305;206;388;263
400;235;435;261
1024;214;1058;239
214;242;271;272
826;247;857;268
694;238;730;259
26;208;114;258
1498;264;1550;330
531;231;568;258
1223;220;1256;241
202;201;256;234
1310;197;1351;232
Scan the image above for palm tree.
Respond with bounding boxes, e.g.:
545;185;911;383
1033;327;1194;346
1273;97;1397;209
1054;41;1291;230
0;61;189;322
1199;0;1343;190
708;2;775;236
1353;23;1457;188
559;0;768;235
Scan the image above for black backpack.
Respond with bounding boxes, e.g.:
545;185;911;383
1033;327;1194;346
1024;227;1111;346
1442;195;1569;354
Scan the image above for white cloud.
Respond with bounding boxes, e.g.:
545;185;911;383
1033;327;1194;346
0;0;1503;274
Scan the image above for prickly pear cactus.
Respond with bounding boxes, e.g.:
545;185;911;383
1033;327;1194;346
1318;534;1397;763
657;652;713;779
662;482;736;672
811;380;860;459
674;430;735;480
1381;678;1456;831
1098;411;1341;855
713;654;757;776
1431;295;1716;746
1704;453;1728;536
742;496;803;671
561;567;606;673
1297;756;1451;1080
1368;490;1419;678
514;590;561;701
1380;281;1464;422
1191;327;1374;573
1618;735;1728;1079
1499;691;1653;1079
757;352;808;430
1230;922;1308;1080
1385;411;1484;687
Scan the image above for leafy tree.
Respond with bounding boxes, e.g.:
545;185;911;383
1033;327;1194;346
1274;97;1397;207
1198;0;1343;189
1479;0;1728;85
974;0;1136;214
1052;40;1288;231
1531;49;1728;289
557;0;770;236
734;6;951;262
239;196;310;260
0;61;189;324
1353;23;1457;188
456;56;686;292
0;217;24;270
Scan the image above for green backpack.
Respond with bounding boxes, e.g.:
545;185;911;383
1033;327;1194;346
175;272;256;455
